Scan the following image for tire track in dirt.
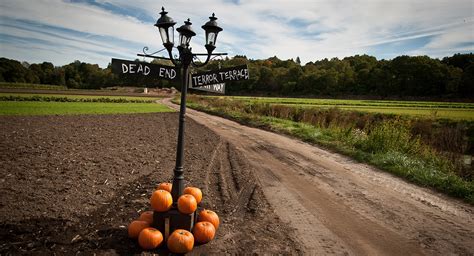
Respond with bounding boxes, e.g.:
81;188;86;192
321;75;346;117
201;139;223;198
163;98;474;255
193;139;302;254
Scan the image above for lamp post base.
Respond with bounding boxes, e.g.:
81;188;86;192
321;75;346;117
153;208;197;241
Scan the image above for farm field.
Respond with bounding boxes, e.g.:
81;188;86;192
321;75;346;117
0;92;172;115
220;96;474;120
0;113;299;254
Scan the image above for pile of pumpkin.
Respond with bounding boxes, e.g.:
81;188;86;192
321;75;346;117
127;182;220;253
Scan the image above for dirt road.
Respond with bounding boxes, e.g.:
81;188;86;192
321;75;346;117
164;98;474;255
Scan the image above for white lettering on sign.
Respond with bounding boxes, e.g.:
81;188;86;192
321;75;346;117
201;83;224;91
121;63;151;75
212;83;224;91
159;67;176;80
190;65;249;88
194;83;225;93
219;68;249;81
192;73;220;87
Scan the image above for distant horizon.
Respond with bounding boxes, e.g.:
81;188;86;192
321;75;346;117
3;52;473;68
1;0;473;68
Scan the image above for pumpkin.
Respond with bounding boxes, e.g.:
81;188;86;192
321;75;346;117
183;186;202;204
157;182;172;193
138;227;163;250
128;220;150;239
192;221;216;244
177;194;197;214
198;209;220;230
150;189;173;212
138;211;154;225
167;229;194;254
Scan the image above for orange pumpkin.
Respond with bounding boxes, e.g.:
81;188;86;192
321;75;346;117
157;182;172;193
192;221;216;244
177;194;197;214
138;211;154;225
198;209;220;230
167;229;194;254
150;189;173;212
183;186;202;204
128;220;150;239
138;227;163;250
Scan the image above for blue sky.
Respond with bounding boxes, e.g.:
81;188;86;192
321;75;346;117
0;0;473;67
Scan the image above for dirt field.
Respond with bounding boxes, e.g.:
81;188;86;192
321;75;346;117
0;113;301;255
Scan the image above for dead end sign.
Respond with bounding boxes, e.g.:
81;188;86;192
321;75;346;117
111;58;178;81
191;65;249;87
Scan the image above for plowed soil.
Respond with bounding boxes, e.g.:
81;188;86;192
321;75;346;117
0;113;301;255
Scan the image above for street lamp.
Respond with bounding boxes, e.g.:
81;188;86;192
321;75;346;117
155;7;176;52
153;7;223;234
202;13;223;53
176;19;196;49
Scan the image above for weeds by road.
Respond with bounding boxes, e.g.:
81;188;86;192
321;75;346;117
184;95;474;204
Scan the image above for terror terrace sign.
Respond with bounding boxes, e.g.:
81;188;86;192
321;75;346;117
111;58;178;81
191;65;249;87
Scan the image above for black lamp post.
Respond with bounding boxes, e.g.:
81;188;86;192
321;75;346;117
155;7;223;205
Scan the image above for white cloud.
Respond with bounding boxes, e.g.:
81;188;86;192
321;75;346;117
0;0;473;67
0;0;157;45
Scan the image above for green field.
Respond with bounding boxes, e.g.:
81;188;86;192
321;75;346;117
0;93;173;115
0;82;68;90
0;101;174;115
212;96;474;120
231;96;474;108
0;92;162;102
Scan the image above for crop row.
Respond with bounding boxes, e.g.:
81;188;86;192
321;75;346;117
228;96;474;109
0;95;155;103
0;82;68;90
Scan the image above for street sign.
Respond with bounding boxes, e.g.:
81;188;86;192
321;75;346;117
191;65;249;87
111;58;178;81
189;83;225;94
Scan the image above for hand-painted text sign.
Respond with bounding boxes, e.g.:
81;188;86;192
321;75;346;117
191;65;249;87
111;58;178;81
190;83;225;94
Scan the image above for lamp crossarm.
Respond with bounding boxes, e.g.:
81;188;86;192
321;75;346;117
138;48;227;68
193;53;228;56
191;54;211;67
136;54;171;60
166;47;182;67
139;46;182;67
191;52;227;67
142;46;166;57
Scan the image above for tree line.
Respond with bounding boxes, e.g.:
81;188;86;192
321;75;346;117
1;53;472;98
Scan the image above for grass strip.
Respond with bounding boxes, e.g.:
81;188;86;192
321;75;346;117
0;101;174;115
